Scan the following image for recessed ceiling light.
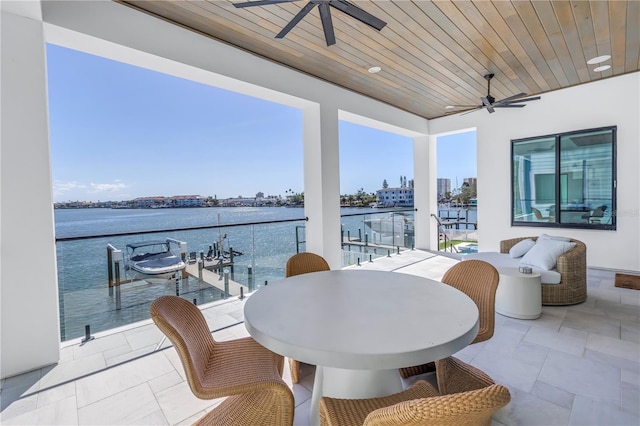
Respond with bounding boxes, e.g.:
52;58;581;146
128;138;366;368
593;65;611;72
368;66;381;74
445;106;455;109
587;55;611;65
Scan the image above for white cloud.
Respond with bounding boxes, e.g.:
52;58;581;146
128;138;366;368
89;182;127;193
53;181;86;193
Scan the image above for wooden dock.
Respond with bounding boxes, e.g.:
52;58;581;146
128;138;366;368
341;237;401;253
183;262;244;297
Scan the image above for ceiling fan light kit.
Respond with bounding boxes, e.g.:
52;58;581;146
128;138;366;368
233;0;387;46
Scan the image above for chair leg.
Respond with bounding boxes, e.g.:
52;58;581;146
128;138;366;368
289;358;300;384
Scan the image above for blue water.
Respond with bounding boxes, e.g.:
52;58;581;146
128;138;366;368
55;206;404;340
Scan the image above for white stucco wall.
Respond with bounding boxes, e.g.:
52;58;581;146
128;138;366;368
430;73;640;272
1;7;61;378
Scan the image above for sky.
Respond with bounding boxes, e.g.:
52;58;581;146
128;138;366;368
46;44;475;203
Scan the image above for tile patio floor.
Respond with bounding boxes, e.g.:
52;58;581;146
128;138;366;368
1;250;639;425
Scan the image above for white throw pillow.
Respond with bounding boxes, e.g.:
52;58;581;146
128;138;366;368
520;239;576;270
509;238;536;258
537;233;571;242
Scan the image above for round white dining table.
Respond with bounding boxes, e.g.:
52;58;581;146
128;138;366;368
243;269;479;425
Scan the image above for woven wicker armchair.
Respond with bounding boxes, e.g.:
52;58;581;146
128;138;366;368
150;296;294;426
400;260;499;379
500;237;587;305
284;252;330;383
320;358;510;426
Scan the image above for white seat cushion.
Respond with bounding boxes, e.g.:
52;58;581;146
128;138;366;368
463;252;561;284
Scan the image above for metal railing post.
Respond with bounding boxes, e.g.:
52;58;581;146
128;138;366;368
223;269;229;299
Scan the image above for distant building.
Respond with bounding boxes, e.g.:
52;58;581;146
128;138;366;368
132;196;167;208
437;178;451;198
463;177;477;191
376;187;414;207
169;195;206;207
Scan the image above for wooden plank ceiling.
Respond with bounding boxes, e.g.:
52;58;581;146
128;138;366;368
117;0;639;119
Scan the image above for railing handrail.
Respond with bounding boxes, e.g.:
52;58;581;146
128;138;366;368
339;207;414;218
56;217;308;242
56;208;415;243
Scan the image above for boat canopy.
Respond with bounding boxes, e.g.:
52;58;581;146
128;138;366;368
126;240;169;250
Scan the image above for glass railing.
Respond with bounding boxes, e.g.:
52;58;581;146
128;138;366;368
434;206;478;254
340;208;415;265
55;208;416;342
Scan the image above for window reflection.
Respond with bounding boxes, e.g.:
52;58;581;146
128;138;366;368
512;127;615;230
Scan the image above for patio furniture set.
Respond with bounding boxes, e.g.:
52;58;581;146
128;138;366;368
148;241;587;425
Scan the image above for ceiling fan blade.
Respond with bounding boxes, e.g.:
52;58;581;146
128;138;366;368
318;3;336;46
492;92;526;105
494;104;527;108
460;107;483;116
330;0;387;30
276;2;316;39
234;0;298;8
502;96;541;103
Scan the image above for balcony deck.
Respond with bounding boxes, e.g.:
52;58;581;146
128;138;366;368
1;251;638;425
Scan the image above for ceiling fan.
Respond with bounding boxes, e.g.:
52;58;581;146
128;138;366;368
451;73;541;115
233;0;387;46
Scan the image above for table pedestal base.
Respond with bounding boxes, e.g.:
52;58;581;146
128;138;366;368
310;366;403;425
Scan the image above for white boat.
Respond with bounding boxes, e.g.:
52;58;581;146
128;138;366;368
125;240;185;284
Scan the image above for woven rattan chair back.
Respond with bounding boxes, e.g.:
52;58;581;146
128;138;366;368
362;384;511;426
150;295;216;396
285;252;330;277
399;260;499;380
150;296;295;425
284;252;330;383
441;259;499;344
434;356;496;395
319;377;510;426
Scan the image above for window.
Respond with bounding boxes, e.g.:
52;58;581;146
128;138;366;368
512;126;616;230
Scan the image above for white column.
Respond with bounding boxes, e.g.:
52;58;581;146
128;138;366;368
302;104;342;268
413;135;436;250
1;5;60;378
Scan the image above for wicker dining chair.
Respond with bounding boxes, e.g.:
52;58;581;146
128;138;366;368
434;356;497;395
150;296;294;426
284;252;330;383
320;361;510;426
400;260;499;379
285;252;330;277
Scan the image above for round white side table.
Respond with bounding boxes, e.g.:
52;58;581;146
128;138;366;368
496;267;542;319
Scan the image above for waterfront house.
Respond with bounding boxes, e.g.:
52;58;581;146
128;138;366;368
376;186;414;208
132;196;168;209
169;195;207;208
1;1;638;424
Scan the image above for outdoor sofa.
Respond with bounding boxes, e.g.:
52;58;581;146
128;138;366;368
465;235;587;306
